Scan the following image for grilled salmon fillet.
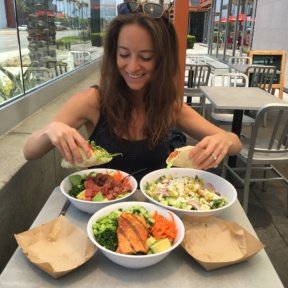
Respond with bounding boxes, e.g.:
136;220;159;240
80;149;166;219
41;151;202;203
116;212;149;254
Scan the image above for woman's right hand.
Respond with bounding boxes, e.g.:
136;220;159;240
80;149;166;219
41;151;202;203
45;121;92;164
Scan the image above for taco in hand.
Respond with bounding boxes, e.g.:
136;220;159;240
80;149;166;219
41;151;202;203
166;145;196;168
61;141;122;169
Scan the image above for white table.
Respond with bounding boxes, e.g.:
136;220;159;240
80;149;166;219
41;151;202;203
0;187;284;288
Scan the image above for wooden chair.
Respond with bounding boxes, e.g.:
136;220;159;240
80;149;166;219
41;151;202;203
222;103;288;214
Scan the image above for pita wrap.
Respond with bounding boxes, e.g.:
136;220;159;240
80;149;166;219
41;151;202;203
166;145;196;168
61;141;122;169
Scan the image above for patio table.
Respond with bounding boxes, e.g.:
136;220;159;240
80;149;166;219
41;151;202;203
200;86;285;137
0;187;284;288
200;86;286;166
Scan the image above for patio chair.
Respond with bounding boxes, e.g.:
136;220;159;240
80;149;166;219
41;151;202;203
25;67;53;85
209;72;255;125
186;55;207;65
222;103;288;214
184;63;211;116
45;60;68;76
68;51;91;68
245;64;277;126
228;56;252;73
228;56;252;65
245;65;276;93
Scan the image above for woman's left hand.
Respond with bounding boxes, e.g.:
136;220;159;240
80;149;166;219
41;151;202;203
188;132;233;170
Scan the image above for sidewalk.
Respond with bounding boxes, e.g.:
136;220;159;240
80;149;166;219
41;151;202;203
0;28;17;35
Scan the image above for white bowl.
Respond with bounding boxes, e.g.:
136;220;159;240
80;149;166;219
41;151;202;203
60;168;138;214
87;201;185;269
139;168;237;217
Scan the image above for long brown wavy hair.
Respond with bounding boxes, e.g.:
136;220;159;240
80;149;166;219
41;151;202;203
99;13;182;148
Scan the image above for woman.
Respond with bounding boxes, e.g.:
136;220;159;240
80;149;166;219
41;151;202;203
23;9;241;181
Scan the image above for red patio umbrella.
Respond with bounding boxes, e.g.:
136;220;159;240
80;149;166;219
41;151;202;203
229;13;246;22
220;17;228;23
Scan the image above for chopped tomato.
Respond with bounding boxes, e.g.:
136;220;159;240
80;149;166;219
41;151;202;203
82;171;132;201
167;150;180;162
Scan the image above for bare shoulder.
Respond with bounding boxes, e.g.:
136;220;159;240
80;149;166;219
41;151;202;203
53;86;100;129
69;86;100;108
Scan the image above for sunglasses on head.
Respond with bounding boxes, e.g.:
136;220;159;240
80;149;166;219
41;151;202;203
117;1;165;19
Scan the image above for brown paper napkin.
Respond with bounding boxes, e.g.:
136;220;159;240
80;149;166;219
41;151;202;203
181;216;264;271
15;215;97;278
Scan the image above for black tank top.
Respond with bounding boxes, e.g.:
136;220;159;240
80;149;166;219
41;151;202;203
89;114;170;183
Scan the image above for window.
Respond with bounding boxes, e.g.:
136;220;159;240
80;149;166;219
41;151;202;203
0;0;118;107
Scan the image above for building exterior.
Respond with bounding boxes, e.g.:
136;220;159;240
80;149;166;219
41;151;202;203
252;0;288;88
190;0;287;88
0;0;8;28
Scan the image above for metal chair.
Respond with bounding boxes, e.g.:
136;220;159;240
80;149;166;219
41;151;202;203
186;55;207;65
228;56;253;73
245;65;277;126
228;56;252;65
245;65;276;93
184;63;211;116
68;51;91;68
222;103;288;214
45;60;68;76
56;61;68;76
209;72;255;125
25;67;53;85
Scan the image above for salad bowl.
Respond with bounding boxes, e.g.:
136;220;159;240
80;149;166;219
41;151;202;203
60;168;138;214
139;168;237;217
87;201;185;269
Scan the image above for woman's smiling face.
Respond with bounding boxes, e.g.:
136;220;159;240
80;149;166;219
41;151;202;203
117;24;156;95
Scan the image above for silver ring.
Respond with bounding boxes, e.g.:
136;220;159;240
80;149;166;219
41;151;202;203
211;154;217;161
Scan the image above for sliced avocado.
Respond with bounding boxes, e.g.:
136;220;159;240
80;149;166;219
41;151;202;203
69;175;82;186
151;238;172;254
92;192;105;202
76;190;86;200
146;236;157;248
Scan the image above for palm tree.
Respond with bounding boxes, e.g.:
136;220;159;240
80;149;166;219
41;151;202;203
15;0;57;90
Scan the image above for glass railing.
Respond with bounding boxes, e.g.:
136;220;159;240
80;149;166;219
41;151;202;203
0;0;117;107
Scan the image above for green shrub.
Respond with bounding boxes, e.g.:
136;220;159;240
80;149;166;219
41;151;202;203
187;35;196;49
56;35;86;50
91;32;105;47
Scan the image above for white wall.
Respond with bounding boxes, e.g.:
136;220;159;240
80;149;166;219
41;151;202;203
0;1;7;28
252;0;288;88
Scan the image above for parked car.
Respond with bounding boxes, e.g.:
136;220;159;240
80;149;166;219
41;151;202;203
55;22;67;31
18;25;27;31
